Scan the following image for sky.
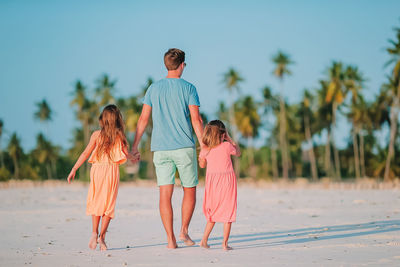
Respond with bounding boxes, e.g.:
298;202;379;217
0;0;399;151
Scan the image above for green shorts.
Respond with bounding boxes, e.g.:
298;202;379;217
153;147;198;187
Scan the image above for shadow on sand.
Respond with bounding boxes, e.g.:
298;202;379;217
108;220;400;250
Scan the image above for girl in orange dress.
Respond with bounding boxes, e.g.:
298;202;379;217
67;104;129;251
198;120;241;250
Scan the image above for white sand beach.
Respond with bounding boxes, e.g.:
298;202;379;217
1;181;400;266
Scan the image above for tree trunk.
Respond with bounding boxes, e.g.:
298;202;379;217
228;96;240;178
305;114;318;181
324;129;332;177
384;100;399;181
352;127;360;179
0;134;4;168
12;156;19;179
46;164;52;179
271;146;278;179
83;118;90;179
51;159;57;179
359;130;366;178
279;81;289;179
145;134;155;179
331;102;341;180
247;137;254;168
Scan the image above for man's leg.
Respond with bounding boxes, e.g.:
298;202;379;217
173;147;198;246
159;184;177;249
179;186;196;245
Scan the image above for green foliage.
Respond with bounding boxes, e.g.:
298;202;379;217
2;22;400;182
34;99;52;122
0;167;11;181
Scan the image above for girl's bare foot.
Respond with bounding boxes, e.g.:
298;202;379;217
179;233;195;246
88;233;98;250
222;245;233;251
98;237;108;251
199;240;210;249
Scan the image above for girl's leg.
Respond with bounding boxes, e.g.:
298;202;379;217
200;222;215;248
98;216;112;251
89;216;101;250
222;222;232;250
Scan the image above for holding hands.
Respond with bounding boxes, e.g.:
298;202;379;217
128;147;141;163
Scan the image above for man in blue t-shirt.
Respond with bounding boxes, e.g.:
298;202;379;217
131;48;204;249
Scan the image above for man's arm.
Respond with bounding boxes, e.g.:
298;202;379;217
189;105;204;148
131;104;152;161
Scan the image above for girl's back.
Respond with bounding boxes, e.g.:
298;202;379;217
88;131;127;165
201;142;236;174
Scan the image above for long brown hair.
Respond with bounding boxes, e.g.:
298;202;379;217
95;104;128;161
202;120;226;149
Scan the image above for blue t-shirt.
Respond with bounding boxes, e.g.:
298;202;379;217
142;78;200;151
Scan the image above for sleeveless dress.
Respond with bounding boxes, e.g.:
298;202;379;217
86;131;127;219
199;142;237;223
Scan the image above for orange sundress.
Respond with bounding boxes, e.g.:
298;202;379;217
86;131;127;219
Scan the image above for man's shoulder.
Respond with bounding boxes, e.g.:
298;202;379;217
178;78;195;87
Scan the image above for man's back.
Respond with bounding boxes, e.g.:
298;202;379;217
143;78;200;151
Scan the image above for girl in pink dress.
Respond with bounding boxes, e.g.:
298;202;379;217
67;104;129;251
198;120;241;250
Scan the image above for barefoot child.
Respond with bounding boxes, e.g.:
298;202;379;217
198;120;241;250
67;104;129;251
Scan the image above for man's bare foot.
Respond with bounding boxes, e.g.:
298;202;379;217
179;233;195;246
167;236;178;249
166;242;178;249
88;233;98;250
199;240;210;249
222;245;233;251
98;237;108;251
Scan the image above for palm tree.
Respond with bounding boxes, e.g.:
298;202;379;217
344;65;365;178
34;99;55;174
299;90;318;181
0;119;4;168
140;77;154;97
95;74;117;106
286;103;304;177
217;101;229;123
347;96;365;178
356;98;373;178
383;26;400;181
262;86;280;178
70;80;99;178
33;133;58;179
140;78;155;179
316;81;334;177
325;61;346;179
34;99;52;135
234;96;261;175
272;51;293;179
222;68;244;177
124;99;141;137
8;133;23;179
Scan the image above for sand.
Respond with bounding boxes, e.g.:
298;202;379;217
1;181;400;266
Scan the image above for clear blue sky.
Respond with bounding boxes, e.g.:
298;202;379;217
0;0;399;150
